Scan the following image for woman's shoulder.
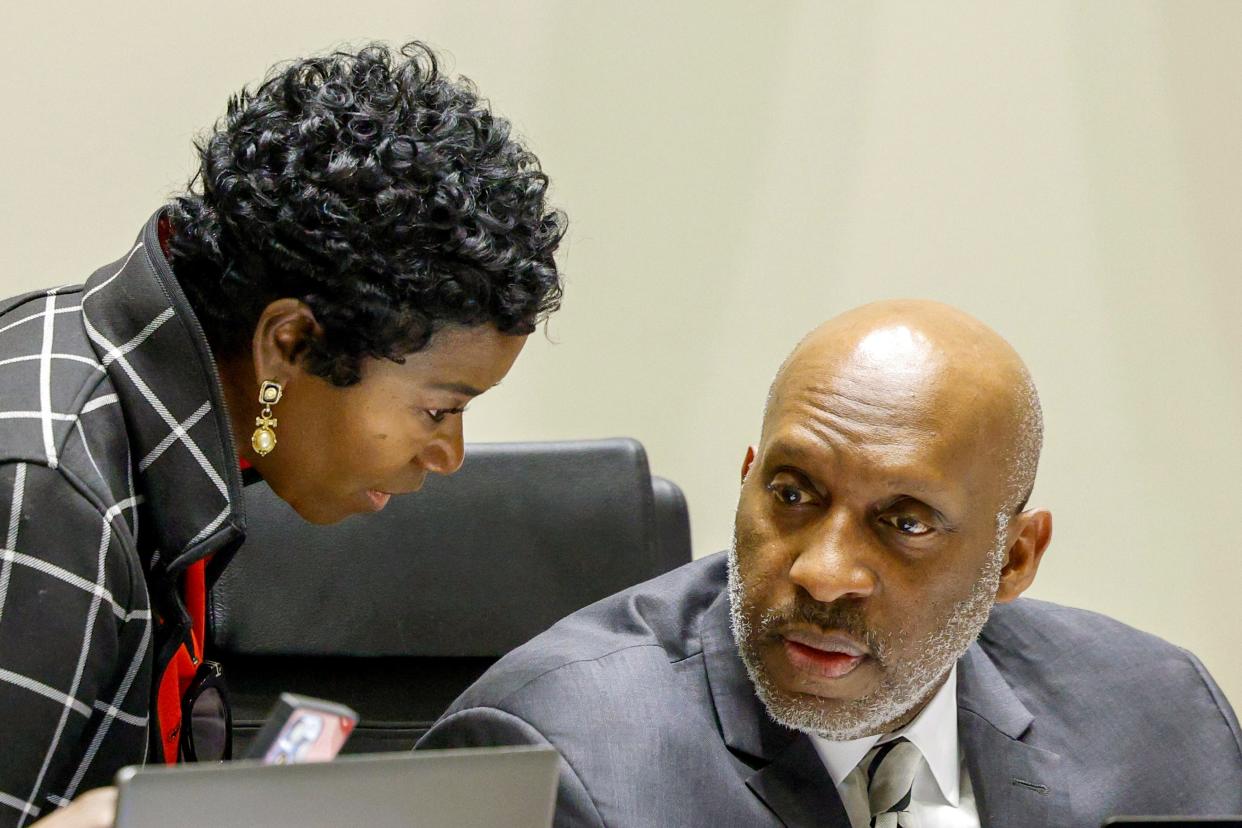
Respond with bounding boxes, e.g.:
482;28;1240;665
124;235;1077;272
1;283;136;526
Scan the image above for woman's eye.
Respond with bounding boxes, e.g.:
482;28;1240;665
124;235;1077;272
423;406;465;424
883;514;933;536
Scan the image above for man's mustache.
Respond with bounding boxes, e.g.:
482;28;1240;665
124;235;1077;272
756;599;886;657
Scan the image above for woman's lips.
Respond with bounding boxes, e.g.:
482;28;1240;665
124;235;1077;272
781;632;868;679
362;478;426;513
364;490;392;512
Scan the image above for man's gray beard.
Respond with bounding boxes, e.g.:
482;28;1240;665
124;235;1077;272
728;511;1009;741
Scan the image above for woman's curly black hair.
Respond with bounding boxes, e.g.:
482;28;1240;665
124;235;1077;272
167;41;565;385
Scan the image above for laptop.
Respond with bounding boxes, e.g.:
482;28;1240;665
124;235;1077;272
115;746;559;828
1103;820;1242;826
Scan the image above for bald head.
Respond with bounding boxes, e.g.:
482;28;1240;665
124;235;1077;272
731;302;1050;740
732;301;1052;740
764;300;1042;516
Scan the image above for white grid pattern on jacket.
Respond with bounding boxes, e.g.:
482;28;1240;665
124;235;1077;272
0;234;237;826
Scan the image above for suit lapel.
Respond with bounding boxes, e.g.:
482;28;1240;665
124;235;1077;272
957;644;1072;827
701;594;851;828
744;736;853;828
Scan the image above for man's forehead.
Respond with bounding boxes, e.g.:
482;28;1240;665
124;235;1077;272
761;424;958;494
770;313;1018;431
769;343;954;434
763;353;1014;493
851;324;934;368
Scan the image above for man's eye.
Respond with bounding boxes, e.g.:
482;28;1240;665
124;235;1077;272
882;514;933;536
767;482;813;507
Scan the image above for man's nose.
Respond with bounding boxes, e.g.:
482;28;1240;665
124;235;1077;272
418;417;466;475
787;510;877;604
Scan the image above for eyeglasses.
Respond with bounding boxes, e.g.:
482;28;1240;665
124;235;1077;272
180;660;233;762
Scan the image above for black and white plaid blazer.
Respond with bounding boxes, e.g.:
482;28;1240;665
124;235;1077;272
0;210;248;826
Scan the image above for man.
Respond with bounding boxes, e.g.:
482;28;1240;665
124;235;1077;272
419;300;1242;827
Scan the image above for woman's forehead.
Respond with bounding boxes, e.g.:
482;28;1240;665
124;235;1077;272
365;325;528;388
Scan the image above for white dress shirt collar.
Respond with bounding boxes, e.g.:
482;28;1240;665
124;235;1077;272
810;663;961;806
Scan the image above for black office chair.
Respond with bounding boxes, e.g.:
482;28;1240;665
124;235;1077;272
208;438;692;754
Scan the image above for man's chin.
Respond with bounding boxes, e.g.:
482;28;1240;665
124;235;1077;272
747;651;952;741
751;680;892;741
742;648;919;741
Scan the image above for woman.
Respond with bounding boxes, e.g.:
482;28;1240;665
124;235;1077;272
0;42;564;827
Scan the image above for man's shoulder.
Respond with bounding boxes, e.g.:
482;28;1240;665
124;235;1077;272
981;598;1228;720
445;553;729;714
423;554;768;826
980;598;1242;816
985;596;1187;658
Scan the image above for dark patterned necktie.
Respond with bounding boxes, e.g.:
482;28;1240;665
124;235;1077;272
861;737;922;828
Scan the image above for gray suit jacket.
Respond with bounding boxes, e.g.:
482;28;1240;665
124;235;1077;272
417;553;1242;827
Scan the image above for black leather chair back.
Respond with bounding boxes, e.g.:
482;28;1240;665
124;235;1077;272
209;438;692;753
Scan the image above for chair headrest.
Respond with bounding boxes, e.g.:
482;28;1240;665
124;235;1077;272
210;438;662;658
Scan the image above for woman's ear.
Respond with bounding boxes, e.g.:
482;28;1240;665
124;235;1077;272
250;299;322;386
995;508;1053;603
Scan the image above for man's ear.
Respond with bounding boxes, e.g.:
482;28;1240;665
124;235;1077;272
250;299;322;387
996;508;1053;603
740;445;757;484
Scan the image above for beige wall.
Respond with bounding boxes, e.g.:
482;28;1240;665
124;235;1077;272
3;2;1239;704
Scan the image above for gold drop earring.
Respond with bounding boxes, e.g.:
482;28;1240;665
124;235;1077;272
251;380;283;457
